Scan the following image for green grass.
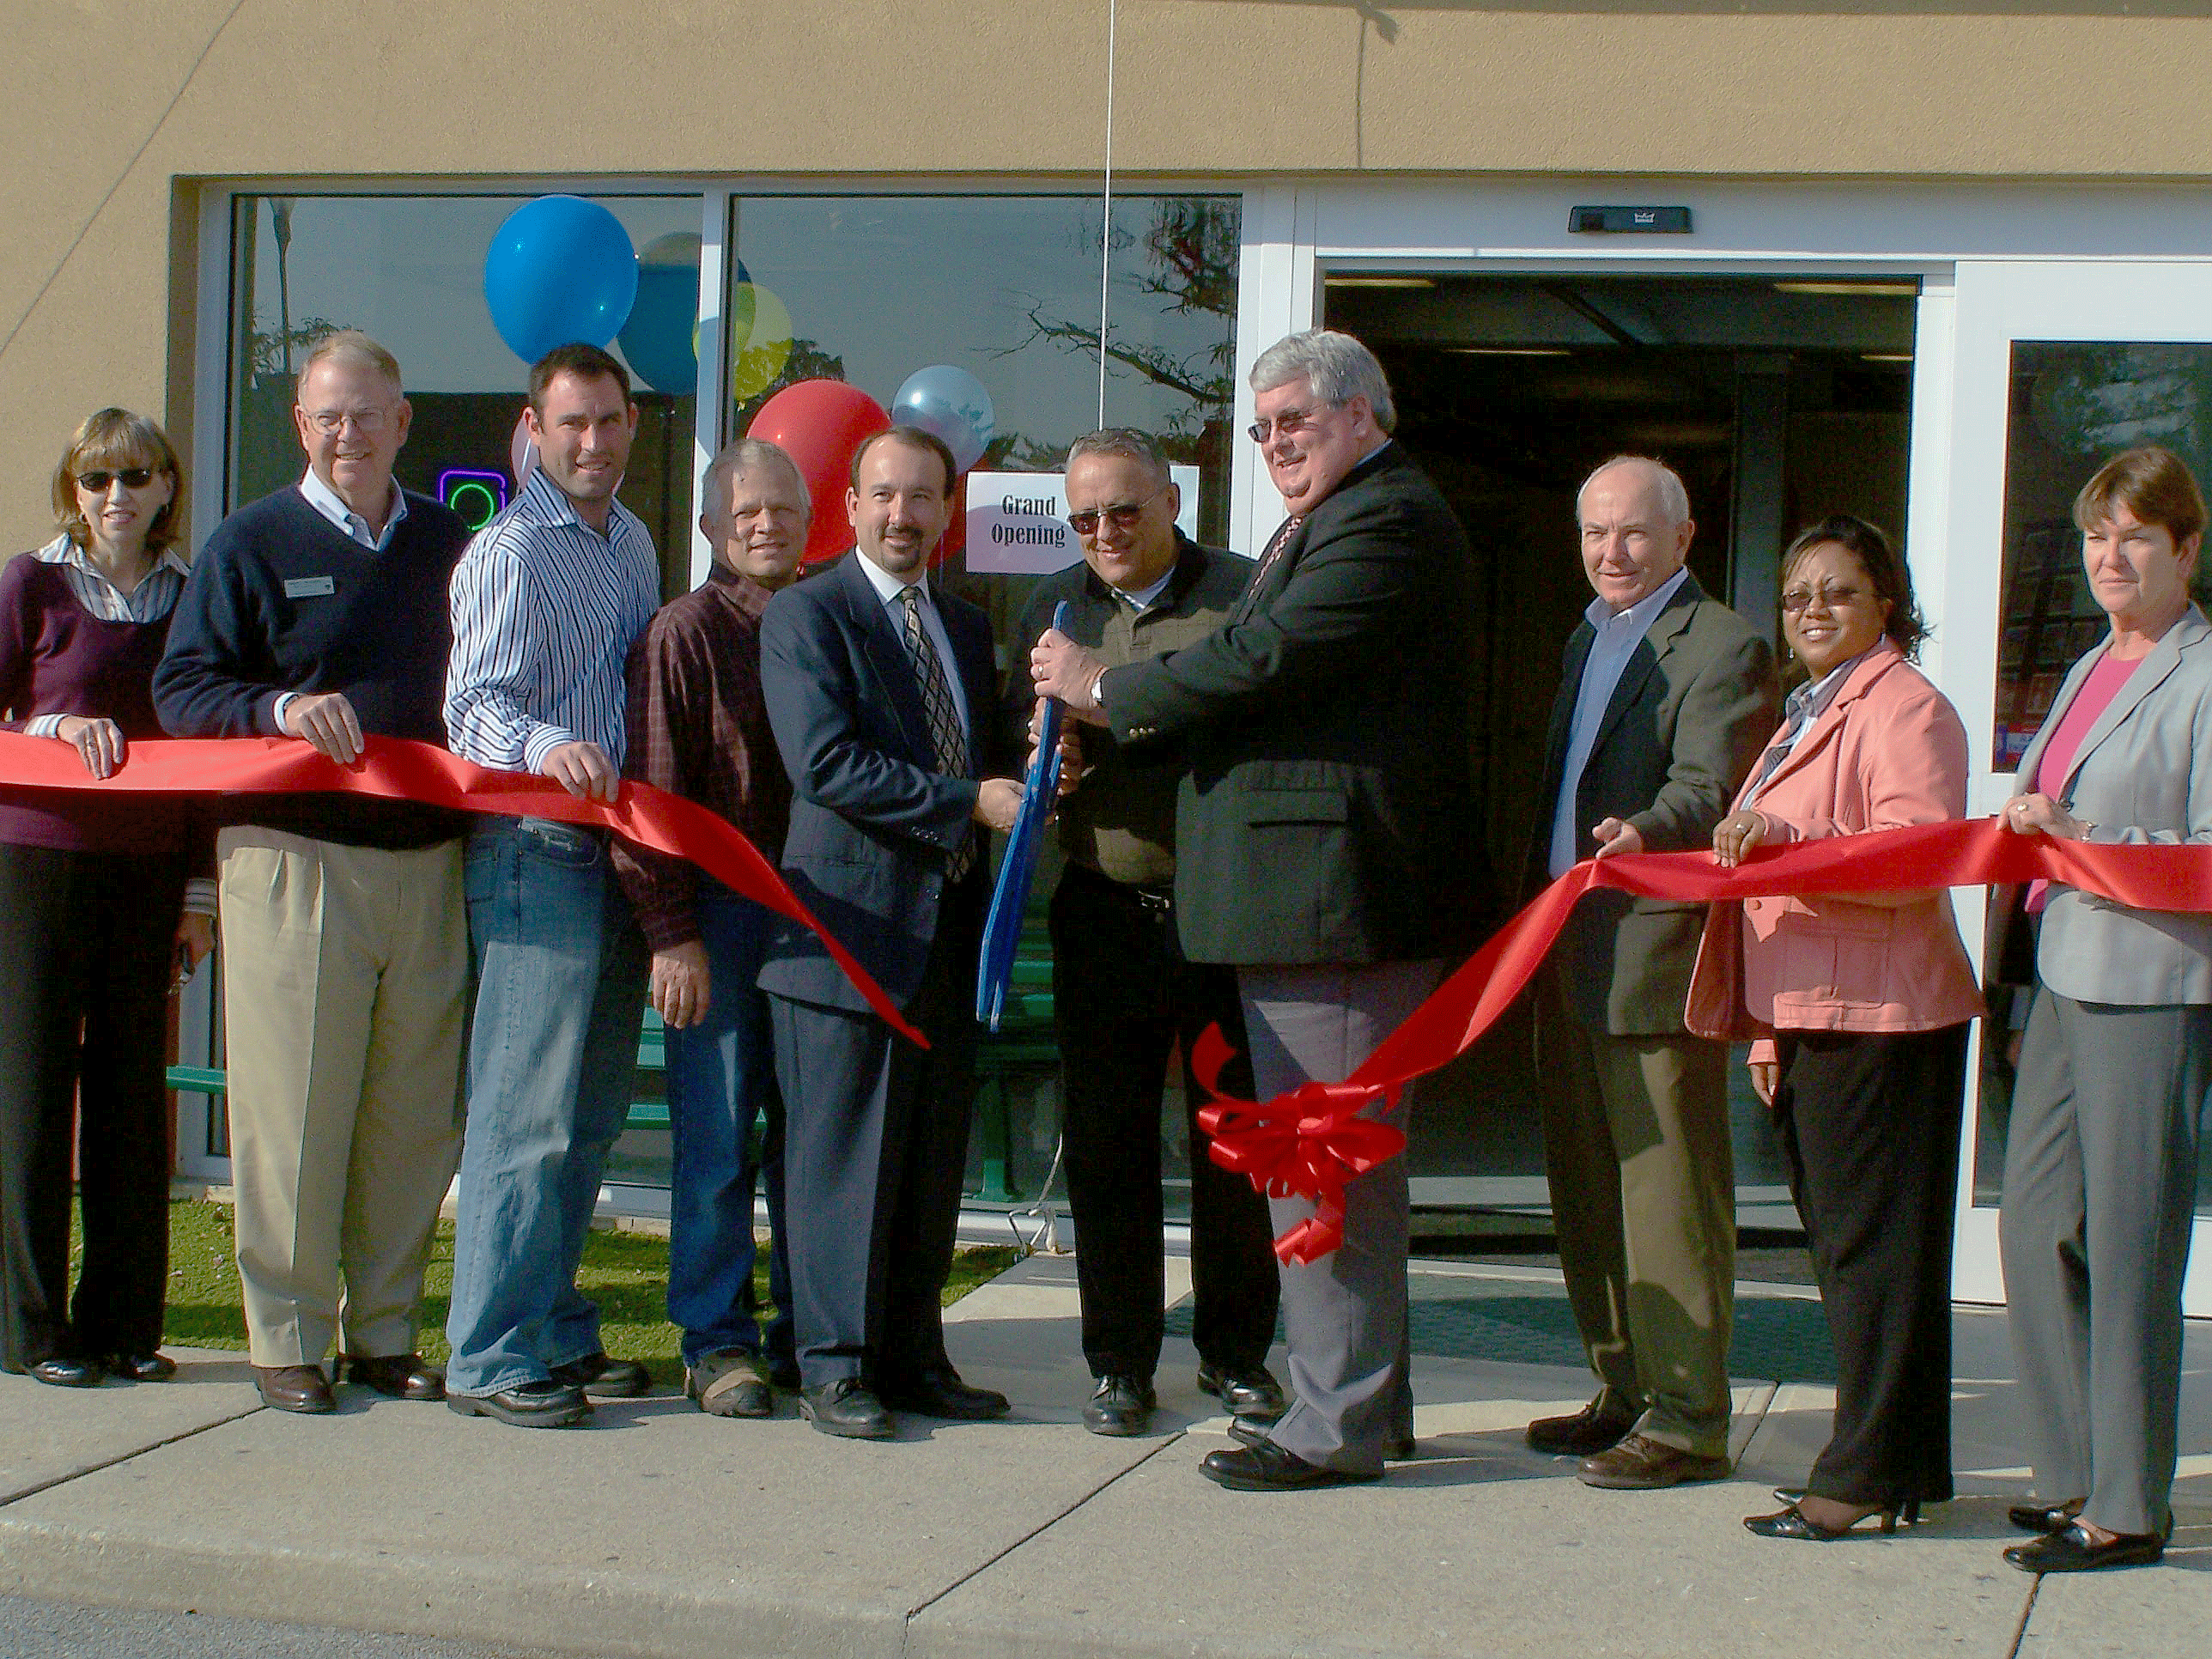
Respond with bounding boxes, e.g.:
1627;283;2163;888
98;1200;1022;1389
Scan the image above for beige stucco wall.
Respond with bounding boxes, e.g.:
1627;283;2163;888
8;0;2212;547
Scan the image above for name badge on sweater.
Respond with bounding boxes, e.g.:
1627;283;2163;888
283;575;337;599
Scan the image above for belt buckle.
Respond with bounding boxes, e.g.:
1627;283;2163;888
1134;886;1173;914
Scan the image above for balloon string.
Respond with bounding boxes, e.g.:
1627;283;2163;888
1097;0;1116;429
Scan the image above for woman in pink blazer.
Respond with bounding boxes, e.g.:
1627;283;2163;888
1685;515;1982;1541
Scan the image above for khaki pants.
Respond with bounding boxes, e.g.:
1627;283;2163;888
1538;967;1735;1457
218;828;467;1366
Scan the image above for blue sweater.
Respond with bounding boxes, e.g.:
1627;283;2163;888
153;484;470;848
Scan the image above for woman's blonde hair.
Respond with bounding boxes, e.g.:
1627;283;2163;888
50;408;185;556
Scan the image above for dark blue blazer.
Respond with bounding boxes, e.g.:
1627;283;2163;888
756;549;998;1012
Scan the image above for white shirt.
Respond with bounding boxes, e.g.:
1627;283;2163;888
298;467;408;552
1113;568;1176;613
1547;565;1692;878
854;551;972;741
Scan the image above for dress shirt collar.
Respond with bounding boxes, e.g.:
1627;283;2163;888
37;532;191;586
513;465;639;543
1583;562;1692;636
703;561;779;622
1112;568;1176;612
852;546;934;611
299;467;406;550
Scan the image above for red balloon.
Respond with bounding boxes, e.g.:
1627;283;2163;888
745;380;890;564
933;474;967;568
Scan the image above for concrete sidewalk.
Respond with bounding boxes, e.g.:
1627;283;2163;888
0;1255;2203;1659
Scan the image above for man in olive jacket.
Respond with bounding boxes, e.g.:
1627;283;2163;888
1032;330;1493;1490
1523;455;1778;1490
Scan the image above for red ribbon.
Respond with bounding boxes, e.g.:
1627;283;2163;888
0;732;924;1047
1195;817;2212;1261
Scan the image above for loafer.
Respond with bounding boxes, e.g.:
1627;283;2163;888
688;1349;773;1419
550;1351;650;1400
799;1377;894;1439
2008;1498;2085;1534
344;1352;444;1401
1578;1432;1731;1490
877;1365;1009;1420
28;1355;103;1389
1228;1417;1415;1460
1083;1374;1157;1437
1196;1364;1286;1424
1200;1442;1380;1492
1526;1398;1638;1456
252;1363;335;1414
105;1352;176;1382
2004;1522;2165;1574
447;1379;590;1428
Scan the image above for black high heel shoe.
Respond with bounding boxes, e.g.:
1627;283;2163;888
1771;1487;1924;1525
1745;1498;1914;1540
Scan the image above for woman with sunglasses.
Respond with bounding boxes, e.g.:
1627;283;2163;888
0;409;214;1389
1685;515;1982;1540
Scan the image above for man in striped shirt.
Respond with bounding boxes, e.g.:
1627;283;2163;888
442;343;662;1429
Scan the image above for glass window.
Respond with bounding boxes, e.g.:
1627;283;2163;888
227;193;702;594
723;193;1240;637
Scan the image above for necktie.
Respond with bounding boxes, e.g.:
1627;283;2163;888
1749;682;1819;798
1252;514;1304;586
898;586;975;880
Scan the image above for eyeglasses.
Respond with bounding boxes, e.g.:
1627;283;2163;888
1066;488;1168;537
1247;401;1341;444
75;468;156;492
1780;582;1870;614
302;406;393;435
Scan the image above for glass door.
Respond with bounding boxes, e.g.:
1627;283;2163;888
1942;259;2212;1315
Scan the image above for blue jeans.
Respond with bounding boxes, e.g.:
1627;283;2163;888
664;887;793;1370
446;817;648;1397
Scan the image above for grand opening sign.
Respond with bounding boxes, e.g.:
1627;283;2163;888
964;466;1202;574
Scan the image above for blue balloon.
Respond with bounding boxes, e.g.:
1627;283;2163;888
892;365;996;474
483;196;639;365
617;231;702;395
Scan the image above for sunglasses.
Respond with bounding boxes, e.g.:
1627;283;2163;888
1066;488;1167;537
76;468;157;492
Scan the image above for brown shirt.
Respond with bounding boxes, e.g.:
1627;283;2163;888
1007;536;1252;887
612;567;793;951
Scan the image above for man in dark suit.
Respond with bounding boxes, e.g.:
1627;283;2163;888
757;426;1022;1439
1524;455;1778;1489
1032;330;1492;1490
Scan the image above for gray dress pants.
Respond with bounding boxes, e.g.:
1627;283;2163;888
1237;958;1445;1475
1999;988;2209;1539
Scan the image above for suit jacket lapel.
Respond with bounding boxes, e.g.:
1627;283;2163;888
2053;610;2208;795
1589;574;1704;757
837;551;938;765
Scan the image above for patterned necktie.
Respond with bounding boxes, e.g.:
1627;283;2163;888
1750;680;1820;797
1252;514;1304;586
898;586;975;879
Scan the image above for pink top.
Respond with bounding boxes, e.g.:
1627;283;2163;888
2027;648;2141;911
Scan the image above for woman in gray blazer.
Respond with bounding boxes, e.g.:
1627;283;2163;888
1997;444;2212;1574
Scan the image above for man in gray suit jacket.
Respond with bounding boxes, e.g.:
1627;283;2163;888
1032;330;1493;1491
1525;456;1778;1490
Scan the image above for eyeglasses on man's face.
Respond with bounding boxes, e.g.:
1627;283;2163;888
1066;487;1168;537
302;406;394;436
1247;401;1343;444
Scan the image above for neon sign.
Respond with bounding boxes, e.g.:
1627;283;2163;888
438;469;508;532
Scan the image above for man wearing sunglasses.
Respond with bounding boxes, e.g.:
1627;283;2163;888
1004;429;1280;1440
1030;331;1495;1490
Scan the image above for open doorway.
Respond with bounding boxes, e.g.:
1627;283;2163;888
1322;272;1919;1235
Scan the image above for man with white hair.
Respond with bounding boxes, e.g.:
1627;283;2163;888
1031;329;1493;1490
612;437;809;1418
1522;454;1777;1490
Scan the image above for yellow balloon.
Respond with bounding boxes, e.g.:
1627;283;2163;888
729;283;793;402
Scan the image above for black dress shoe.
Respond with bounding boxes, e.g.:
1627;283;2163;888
447;1379;590;1428
1526;1397;1638;1455
1744;1501;1904;1541
2004;1522;2165;1573
105;1352;176;1382
1200;1442;1381;1492
550;1351;650;1399
1196;1364;1286;1424
1083;1375;1157;1437
252;1364;335;1413
2008;1498;2085;1534
877;1365;1009;1420
1228;1417;1415;1460
345;1352;445;1401
799;1377;894;1439
27;1356;103;1389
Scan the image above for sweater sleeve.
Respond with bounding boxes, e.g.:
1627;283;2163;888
151;532;287;738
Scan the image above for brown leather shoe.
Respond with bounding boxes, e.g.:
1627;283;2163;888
1579;1432;1730;1489
345;1352;445;1401
1526;1397;1638;1455
252;1364;336;1414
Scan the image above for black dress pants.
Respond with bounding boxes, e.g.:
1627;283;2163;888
0;842;186;1370
770;881;982;1389
1771;1022;1970;1505
1050;862;1279;1381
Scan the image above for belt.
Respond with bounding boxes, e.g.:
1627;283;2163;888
1066;860;1175;913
